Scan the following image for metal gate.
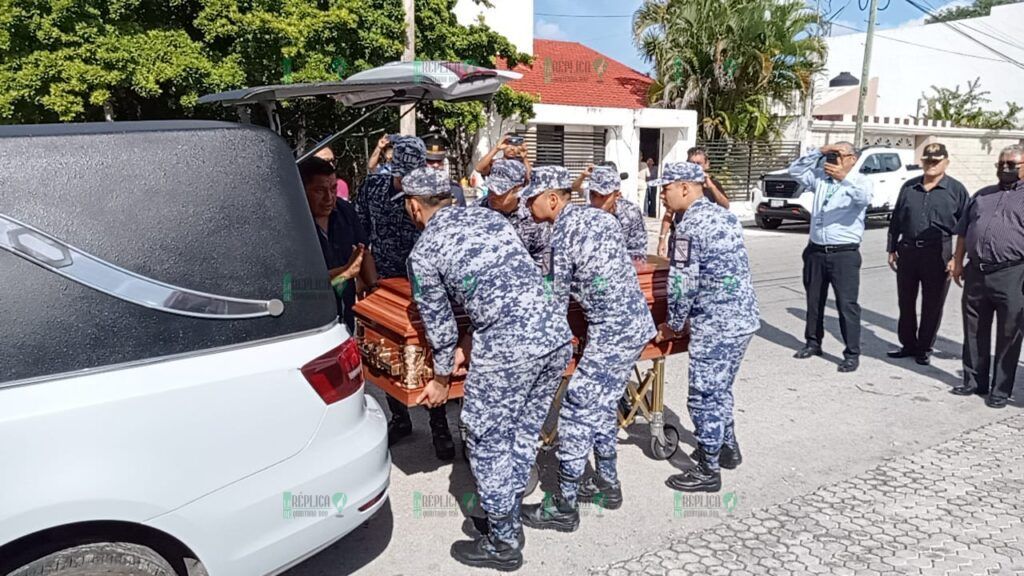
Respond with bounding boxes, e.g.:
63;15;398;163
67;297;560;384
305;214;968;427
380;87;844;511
524;126;607;205
698;140;801;201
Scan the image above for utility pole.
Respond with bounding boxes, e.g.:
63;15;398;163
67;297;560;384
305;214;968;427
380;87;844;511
853;0;880;148
400;0;416;136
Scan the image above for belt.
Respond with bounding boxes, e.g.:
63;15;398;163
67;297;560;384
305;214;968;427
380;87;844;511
976;260;1024;274
808;242;860;253
900;237;950;249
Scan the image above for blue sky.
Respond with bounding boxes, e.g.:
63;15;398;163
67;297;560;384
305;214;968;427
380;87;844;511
533;0;974;74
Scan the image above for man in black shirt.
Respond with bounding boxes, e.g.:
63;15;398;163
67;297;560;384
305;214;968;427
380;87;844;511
950;144;1024;408
299;158;376;333
886;143;968;365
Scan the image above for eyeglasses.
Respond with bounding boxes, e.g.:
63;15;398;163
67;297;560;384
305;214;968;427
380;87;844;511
996;161;1021;170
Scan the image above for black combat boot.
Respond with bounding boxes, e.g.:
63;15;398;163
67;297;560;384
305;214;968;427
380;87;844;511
578;453;623;510
451;514;523;572
386;397;413;447
692;443;742;470
521;492;580;533
578;475;623;510
666;450;722;493
429;405;455;461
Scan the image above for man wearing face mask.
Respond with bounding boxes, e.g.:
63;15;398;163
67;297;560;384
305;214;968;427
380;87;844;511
886;143;968;366
950;144;1024;409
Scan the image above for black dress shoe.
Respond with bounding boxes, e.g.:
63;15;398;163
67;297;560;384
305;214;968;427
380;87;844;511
387;417;413;447
521;494;580;533
985;395;1008;409
838;358;859;373
450;534;523;572
951;385;977;396
578;476;623;510
915;353;931;366
887;348;915;358
794;346;823;359
666;461;721;493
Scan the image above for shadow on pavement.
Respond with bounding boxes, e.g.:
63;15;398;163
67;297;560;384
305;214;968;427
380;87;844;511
284;499;395;575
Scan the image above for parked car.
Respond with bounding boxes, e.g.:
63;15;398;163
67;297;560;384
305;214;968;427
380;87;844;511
754;146;921;229
0;120;389;576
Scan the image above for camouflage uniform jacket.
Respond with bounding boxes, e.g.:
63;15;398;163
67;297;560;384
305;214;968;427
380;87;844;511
408;206;572;376
613;197;649;262
354;173;420;279
477;195;553;270
551;204;655;350
668;197;760;338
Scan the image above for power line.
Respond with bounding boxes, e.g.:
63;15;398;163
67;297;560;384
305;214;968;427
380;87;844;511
903;0;1024;71
916;0;1024;52
829;21;1012;62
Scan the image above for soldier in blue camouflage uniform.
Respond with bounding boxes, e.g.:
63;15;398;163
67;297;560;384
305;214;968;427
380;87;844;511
653;162;760;493
353;135;456;460
398;167;572;571
587;166;649;263
516;166;656;531
479;159;553;270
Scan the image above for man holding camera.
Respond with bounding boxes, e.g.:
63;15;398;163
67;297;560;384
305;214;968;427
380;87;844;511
476;133;532;180
788;142;874;373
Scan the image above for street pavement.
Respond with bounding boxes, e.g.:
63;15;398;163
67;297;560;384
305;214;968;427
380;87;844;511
285;217;1022;576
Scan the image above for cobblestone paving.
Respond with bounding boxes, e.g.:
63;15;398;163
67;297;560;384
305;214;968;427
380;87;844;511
591;413;1024;576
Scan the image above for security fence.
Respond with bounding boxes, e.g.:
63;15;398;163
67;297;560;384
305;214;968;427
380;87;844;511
698;140;801;201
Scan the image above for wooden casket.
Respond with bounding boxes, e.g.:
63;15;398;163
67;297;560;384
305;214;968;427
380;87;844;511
352;255;689;406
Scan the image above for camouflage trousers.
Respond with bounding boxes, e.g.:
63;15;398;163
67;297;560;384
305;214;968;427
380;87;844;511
462;343;572;525
688;334;753;471
556;342;646;497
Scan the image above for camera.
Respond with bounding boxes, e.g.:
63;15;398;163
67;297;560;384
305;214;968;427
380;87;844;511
825;151;840;165
506;134;524;146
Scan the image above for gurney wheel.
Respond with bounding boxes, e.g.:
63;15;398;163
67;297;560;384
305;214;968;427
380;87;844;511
524;463;540;497
651;425;679;460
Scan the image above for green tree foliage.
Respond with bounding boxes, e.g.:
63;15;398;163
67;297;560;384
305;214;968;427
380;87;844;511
920;77;1022;130
0;0;534;179
926;0;1020;23
633;0;826;140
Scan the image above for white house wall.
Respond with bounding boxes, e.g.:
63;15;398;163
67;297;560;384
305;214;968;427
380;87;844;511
823;3;1024;118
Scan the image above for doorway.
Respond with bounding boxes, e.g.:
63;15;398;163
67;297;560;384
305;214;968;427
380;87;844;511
639;128;661;217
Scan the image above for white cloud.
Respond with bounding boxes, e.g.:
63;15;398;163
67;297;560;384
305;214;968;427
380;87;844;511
888;0;972;29
535;18;570;40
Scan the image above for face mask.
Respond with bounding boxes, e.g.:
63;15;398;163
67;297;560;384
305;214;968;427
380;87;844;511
997;172;1020;188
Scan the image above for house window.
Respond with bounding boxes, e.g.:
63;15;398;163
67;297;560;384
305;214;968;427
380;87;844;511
534;125;564;165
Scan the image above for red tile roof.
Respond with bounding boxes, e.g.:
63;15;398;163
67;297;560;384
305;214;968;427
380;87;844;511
499;40;653;110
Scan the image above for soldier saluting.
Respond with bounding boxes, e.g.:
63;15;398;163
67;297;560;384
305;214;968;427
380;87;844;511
515;166;655;531
654;162;759;493
398;168;572;571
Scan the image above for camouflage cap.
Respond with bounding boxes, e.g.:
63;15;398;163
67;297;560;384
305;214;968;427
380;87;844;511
650;161;705;185
519;165;572;200
390;167;452;200
390;134;427;178
486;158;528;195
589;166;621;195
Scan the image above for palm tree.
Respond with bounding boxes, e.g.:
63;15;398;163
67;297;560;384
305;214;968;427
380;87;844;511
634;0;826;140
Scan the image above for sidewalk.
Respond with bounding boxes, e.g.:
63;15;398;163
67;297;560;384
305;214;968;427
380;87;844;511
591;412;1024;576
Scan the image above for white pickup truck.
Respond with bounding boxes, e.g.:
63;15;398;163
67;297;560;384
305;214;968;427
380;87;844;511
754;146;922;229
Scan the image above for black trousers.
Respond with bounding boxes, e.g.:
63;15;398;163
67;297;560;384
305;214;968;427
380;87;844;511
803;244;862;359
896;241;952;354
962;262;1024;400
387;394;449;426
